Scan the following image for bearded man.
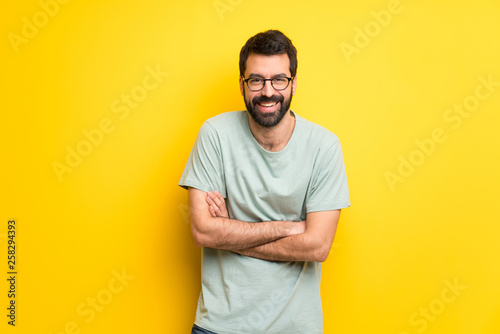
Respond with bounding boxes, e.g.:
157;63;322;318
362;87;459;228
179;29;350;334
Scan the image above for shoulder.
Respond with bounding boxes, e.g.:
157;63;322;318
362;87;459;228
197;111;245;136
295;112;341;149
196;111;247;147
205;111;246;130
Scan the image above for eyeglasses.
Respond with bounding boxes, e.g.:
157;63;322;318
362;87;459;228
242;76;293;91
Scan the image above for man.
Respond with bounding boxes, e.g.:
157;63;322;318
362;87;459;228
179;29;350;334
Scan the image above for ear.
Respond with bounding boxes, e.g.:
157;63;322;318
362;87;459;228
291;75;297;96
239;76;245;96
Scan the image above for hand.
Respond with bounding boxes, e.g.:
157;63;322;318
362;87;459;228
206;191;229;218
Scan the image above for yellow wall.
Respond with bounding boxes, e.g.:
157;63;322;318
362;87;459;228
2;0;499;333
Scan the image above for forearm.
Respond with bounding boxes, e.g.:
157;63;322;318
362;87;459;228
189;187;305;251
196;188;341;262
235;211;341;262
191;216;303;251
234;230;329;262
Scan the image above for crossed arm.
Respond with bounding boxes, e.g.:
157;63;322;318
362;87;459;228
188;187;341;262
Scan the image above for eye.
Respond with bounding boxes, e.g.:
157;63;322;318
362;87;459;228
249;78;263;84
273;78;287;83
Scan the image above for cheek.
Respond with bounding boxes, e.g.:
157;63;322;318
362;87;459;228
246;92;257;103
241;86;252;101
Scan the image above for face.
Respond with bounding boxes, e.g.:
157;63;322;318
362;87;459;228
240;53;297;128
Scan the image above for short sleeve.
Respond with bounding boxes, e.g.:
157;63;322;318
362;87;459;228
305;135;350;213
178;121;226;197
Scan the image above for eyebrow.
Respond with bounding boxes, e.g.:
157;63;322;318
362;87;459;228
247;72;289;79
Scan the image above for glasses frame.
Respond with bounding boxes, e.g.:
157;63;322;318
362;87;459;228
242;76;294;91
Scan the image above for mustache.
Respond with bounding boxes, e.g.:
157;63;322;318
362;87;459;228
252;95;284;105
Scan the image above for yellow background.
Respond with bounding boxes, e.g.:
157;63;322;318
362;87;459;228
1;0;499;333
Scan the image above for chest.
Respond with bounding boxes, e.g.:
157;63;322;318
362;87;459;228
222;141;313;222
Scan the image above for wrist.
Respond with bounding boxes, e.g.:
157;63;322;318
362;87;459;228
285;220;306;236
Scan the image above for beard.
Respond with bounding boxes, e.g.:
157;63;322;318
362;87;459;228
244;91;292;128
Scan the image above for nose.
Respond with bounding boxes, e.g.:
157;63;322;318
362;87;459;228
261;80;275;97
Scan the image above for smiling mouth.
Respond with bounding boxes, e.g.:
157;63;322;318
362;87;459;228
259;102;277;107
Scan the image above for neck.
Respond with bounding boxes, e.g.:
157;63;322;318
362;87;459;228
248;110;296;152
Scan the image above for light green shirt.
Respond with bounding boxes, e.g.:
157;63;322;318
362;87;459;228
179;110;350;333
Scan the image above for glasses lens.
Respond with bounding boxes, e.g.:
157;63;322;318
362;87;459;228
272;78;289;90
246;77;290;91
247;78;264;91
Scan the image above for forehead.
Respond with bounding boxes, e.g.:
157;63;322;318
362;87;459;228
244;53;290;77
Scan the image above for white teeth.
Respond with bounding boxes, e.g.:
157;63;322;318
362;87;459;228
260;102;277;107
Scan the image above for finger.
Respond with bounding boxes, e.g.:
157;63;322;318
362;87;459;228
214;191;225;203
206;195;215;206
208;205;216;217
210;195;224;211
211;205;221;216
211;192;225;207
215;192;228;214
207;196;222;212
208;192;223;208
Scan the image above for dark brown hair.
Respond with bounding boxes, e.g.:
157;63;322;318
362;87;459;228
239;30;298;78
